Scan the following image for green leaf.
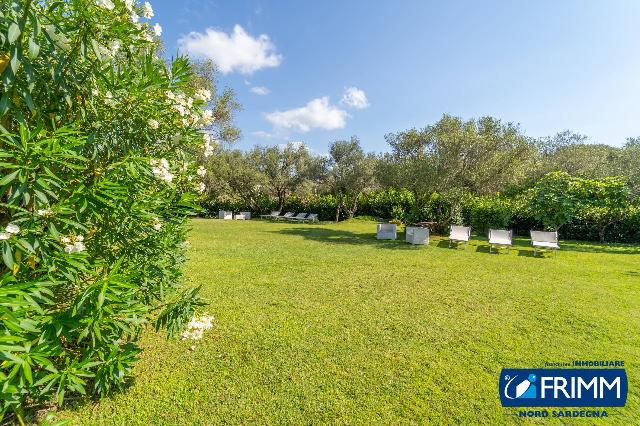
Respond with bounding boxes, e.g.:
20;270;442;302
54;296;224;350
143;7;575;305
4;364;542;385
2;242;14;269
0;169;19;186
28;37;40;59
8;23;21;43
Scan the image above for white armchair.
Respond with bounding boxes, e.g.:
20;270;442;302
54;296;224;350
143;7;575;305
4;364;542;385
406;226;429;245
488;229;513;253
530;231;559;256
449;225;471;248
218;210;233;220
376;223;397;240
235;212;251;220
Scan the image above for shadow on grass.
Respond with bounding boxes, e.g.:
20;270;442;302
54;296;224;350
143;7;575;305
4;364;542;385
270;226;640;256
271;227;419;250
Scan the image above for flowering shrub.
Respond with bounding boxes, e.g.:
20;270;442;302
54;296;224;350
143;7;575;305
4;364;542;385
0;0;231;421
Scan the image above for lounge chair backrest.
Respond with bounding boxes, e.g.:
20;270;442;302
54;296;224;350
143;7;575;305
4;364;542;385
489;229;512;242
295;213;308;219
283;212;295;218
450;225;471;240
530;231;558;244
377;223;396;232
307;214;318;221
271;211;280;216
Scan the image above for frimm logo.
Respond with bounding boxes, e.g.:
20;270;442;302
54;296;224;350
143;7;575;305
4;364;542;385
499;369;627;407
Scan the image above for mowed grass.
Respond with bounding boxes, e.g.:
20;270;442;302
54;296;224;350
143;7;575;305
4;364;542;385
60;219;640;425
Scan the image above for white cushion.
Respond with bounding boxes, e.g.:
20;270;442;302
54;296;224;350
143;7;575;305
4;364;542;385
449;226;471;242
532;241;559;249
489;229;512;246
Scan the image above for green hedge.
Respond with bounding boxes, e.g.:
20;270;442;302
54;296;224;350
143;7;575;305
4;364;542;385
201;189;640;243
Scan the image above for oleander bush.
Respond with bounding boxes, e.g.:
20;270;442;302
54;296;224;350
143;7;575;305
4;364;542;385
0;0;221;421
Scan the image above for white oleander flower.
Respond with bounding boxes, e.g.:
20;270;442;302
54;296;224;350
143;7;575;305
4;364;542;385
181;314;214;340
5;223;20;234
148;118;159;129
150;158;174;184
37;208;54;217
152;217;162;230
96;0;115;10
0;232;10;240
142;1;154;18
153;23;162;36
196;166;206;178
130;12;139;23
75;235;84;242
124;0;134;11
198;182;206;193
201;109;214;125
194;89;212;102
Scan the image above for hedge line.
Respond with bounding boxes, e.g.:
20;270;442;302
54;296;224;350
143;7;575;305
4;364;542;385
201;190;640;243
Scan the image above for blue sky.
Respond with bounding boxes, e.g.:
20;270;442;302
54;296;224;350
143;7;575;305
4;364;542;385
151;0;640;152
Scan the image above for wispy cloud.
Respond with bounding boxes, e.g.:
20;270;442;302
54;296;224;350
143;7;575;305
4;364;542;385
264;97;348;133
178;25;282;75
340;87;369;109
250;86;270;95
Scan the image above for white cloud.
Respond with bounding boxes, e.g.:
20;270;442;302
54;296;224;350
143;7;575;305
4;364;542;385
251;130;274;139
264;97;347;133
340;87;369;109
250;86;270;95
178;25;282;75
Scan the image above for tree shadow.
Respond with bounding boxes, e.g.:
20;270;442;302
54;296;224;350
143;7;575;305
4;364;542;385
271;227;420;250
270;226;640;255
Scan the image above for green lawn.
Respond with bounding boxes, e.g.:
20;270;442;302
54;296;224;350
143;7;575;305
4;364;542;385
59;219;640;425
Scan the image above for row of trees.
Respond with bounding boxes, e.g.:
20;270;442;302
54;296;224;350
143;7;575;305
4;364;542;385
201;115;640;227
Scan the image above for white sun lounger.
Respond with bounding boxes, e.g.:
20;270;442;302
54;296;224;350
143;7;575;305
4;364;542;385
377;223;397;240
530;231;559;257
234;212;251;220
488;229;513;253
277;212;295;220
301;213;318;223
260;211;281;219
288;213;309;221
449;225;471;248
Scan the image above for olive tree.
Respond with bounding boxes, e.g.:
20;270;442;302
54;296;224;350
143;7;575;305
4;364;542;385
328;137;375;221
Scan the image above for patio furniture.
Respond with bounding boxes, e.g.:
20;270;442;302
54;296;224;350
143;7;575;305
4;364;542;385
301;213;318;223
234;212;251;220
260;211;281;219
278;212;296;220
488;229;513;253
377;223;397;240
530;230;559;257
448;225;471;248
288;213;309;221
406;226;429;245
218;210;233;220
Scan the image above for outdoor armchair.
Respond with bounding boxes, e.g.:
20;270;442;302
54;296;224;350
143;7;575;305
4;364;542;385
488;229;513;253
448;225;471;248
377;223;397;240
406;226;429;245
530;231;559;256
218;210;233;220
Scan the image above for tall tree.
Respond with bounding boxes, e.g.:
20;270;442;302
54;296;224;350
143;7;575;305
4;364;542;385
252;142;313;211
328;137;376;221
